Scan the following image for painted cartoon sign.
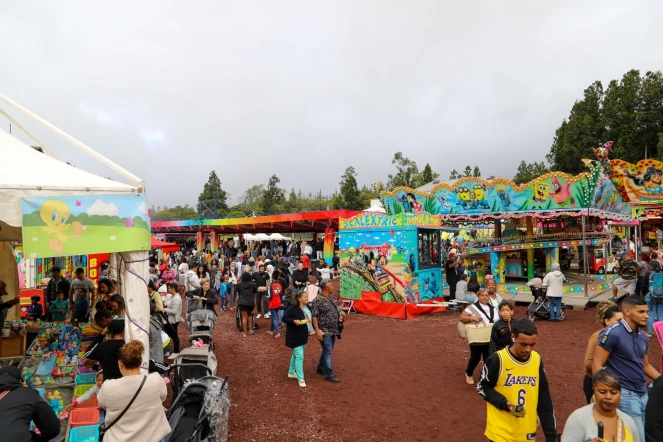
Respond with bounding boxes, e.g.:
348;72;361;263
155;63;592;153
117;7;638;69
376;172;595;217
608;158;663;204
21;194;151;258
339;223;441;303
339;212;441;229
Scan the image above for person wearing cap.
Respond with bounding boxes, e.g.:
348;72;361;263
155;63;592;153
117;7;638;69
310;279;345;383
0;366;61;441
44;266;70;321
445;253;462;301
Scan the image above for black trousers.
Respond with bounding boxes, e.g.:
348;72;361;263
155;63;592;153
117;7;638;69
583;374;593;404
448;281;457;300
166;321;181;353
467;344;489;376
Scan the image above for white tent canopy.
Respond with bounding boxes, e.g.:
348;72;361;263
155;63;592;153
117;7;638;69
363;205;387;213
268;233;291;240
0;129;139;227
244;233;291;241
0;94;150;370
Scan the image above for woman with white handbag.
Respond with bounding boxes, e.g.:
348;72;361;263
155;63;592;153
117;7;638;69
459;289;496;385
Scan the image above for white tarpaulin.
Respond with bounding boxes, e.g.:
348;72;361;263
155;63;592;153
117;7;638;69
110;251;151;371
0;129;139;227
268;233;291;240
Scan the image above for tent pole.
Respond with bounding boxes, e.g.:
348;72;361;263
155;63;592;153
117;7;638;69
582;213;588;298
0;110;62;161
0;94;144;189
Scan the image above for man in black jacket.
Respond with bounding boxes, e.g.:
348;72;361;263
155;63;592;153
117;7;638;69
252;265;270;319
0;366;60;442
44;266;70;321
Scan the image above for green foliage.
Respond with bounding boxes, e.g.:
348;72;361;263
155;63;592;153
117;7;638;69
472;166;481;177
547;70;663;172
449;169;460;180
337;166;363;210
198;171;228;215
420;163;439;185
359;185;378;209
389;200;404;215
237;185;265;212
261;175;284;213
151;205;198;221
513;161;550;185
463;165;472;177
387;152;420;189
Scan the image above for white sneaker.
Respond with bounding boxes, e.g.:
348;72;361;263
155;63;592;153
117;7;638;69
264;312;271;318
288;373;298;379
256;314;262;319
298;380;307;388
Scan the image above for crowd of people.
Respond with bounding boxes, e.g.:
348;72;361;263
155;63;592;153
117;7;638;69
5;231;663;441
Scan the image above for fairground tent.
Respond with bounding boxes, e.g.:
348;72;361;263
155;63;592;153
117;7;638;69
0;94;151;370
151;237;180;253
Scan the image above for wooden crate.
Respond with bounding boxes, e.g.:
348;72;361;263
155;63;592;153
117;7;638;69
0;335;26;358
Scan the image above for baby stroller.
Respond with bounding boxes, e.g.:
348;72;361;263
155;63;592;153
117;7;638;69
165;375;230;442
527;286;566;321
235;306;259;332
187;298;216;347
169;346;218;398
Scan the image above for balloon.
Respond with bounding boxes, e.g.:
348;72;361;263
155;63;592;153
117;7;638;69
457;237;464;243
441;232;449;240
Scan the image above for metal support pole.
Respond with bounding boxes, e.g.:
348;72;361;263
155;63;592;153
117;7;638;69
626;225;632;257
582;214;589;297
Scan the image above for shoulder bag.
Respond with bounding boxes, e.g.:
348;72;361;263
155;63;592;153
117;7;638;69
99;375;146;441
458;303;495;345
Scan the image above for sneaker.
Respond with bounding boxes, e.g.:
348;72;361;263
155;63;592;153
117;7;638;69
326;377;340;383
288;373;298;379
465;375;474;385
256;314;262;319
299;380;307;388
316;369;325;375
265;312;271;318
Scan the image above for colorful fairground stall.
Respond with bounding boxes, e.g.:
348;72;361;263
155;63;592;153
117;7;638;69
338;212;445;318
374;154;643;301
0;95;152;439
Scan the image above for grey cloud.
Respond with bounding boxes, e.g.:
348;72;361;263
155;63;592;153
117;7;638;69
1;0;662;209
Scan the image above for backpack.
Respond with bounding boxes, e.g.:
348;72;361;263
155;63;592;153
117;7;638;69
650;272;663;297
620;259;638;279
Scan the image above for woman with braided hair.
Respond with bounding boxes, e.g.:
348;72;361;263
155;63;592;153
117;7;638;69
582;301;623;403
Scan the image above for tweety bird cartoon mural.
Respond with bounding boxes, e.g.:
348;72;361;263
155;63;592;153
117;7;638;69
39;200;83;253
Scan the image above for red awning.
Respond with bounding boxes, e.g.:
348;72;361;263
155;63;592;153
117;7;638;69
151;237;180;253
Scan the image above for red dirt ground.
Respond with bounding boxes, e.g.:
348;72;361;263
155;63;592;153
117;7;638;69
179;301;661;442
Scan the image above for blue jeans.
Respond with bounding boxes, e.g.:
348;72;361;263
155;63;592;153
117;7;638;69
646;294;663;334
317;335;336;379
618;388;647;442
269;308;280;332
278;309;284;327
548;296;562;320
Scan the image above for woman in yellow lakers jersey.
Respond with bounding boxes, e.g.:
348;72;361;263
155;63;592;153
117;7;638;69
477;319;558;442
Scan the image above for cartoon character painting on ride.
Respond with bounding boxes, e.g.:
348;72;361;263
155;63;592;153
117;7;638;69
338;213;442;304
376;160;634;220
377;173;595;216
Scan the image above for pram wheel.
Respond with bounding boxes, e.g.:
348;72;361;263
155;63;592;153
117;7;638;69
527;312;536;321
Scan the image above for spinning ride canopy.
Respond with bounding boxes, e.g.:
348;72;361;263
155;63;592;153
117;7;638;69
0;94;151;370
374;158;643;222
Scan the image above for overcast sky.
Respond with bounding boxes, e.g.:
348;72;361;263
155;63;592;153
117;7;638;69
1;1;662;209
